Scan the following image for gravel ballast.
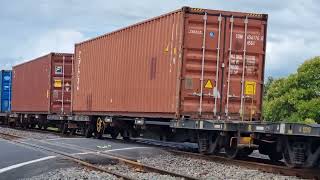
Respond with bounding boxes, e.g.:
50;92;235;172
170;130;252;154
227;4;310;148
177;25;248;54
0;126;61;139
139;151;302;180
21;167;118;180
101;163;182;180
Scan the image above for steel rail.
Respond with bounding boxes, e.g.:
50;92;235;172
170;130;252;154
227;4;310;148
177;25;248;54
0;132;198;180
2;127;319;179
0;132;134;180
167;150;320;180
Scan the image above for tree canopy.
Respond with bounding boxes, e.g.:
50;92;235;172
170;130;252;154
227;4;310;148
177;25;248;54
263;56;320;124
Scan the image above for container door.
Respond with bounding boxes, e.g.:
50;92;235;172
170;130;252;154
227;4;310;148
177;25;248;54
51;55;73;114
222;16;266;121
181;12;225;119
0;71;2;111
1;71;12;112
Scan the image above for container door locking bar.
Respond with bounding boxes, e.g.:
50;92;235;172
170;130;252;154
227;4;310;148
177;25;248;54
225;16;234;119
213;14;222;116
198;12;208;115
61;56;65;114
240;16;248;121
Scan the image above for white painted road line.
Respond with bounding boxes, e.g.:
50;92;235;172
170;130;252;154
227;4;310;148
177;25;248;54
72;152;95;155
47;138;82;141
72;147;150;155
104;146;150;152
0;156;56;174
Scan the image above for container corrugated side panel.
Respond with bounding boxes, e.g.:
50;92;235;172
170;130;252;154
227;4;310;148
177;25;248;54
12;55;51;113
73;11;184;117
0;70;12;112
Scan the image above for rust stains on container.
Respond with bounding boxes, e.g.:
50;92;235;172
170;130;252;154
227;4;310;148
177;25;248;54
73;7;268;121
12;53;73;114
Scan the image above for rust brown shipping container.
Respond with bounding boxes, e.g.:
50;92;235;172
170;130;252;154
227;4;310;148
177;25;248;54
73;7;268;121
12;53;73;114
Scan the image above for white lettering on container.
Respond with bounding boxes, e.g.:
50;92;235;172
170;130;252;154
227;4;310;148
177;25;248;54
188;29;203;35
76;51;81;91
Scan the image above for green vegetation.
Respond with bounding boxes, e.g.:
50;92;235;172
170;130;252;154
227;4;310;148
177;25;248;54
263;56;320;124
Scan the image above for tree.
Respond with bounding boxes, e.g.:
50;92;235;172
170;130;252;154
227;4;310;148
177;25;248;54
264;76;274;96
263;56;320;124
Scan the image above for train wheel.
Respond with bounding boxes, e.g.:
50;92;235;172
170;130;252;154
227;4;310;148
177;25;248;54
85;126;93;138
22;122;28;129
43;124;48;130
268;151;283;162
9;121;16;128
110;129;119;139
95;132;103;139
70;129;77;135
237;147;254;158
224;134;240;159
95;117;105;139
61;123;69;134
121;130;131;141
207;134;221;154
225;145;239;159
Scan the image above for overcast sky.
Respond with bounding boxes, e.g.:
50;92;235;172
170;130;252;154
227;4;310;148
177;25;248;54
0;0;319;77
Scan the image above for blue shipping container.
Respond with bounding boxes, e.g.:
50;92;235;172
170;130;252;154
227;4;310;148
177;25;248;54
0;70;12;112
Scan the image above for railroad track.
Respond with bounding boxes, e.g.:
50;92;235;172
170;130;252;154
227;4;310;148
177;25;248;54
109;138;320;179
2;127;320;179
2;125;77;137
0;132;198;180
167;150;320;180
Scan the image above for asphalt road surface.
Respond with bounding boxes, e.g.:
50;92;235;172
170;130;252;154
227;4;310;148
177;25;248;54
0;139;75;180
0;136;156;180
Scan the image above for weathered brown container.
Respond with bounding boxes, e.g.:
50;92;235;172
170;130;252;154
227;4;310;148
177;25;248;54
12;53;73;114
73;7;268;121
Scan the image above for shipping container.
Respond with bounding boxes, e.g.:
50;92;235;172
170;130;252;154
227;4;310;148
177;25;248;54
0;70;12;112
73;7;268;121
12;53;73;114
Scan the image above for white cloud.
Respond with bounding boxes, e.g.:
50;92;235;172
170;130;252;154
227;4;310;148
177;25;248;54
266;33;320;77
0;0;319;77
14;29;85;63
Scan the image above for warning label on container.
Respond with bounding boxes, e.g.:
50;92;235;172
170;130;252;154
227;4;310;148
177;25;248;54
205;80;213;89
245;81;256;95
54;80;62;88
55;66;63;74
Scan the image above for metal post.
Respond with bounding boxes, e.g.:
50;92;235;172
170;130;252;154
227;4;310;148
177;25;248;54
199;12;208;115
214;14;222;116
240;17;249;121
225;16;234;119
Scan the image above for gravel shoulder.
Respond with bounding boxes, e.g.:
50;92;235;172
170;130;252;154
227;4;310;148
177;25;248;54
0;126;61;139
138;151;302;180
20;167;119;180
101;163;182;180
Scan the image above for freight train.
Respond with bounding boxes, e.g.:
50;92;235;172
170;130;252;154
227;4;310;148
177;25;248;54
0;7;319;168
